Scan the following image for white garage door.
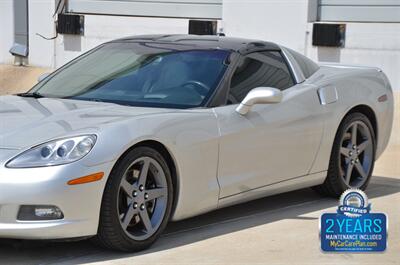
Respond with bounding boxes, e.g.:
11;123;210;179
67;0;222;19
319;0;400;22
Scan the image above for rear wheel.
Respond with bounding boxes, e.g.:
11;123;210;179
314;112;376;197
95;147;173;251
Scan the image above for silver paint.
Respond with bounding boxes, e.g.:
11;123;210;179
235;87;283;115
0;47;394;240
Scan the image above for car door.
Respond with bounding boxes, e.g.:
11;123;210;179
214;51;324;198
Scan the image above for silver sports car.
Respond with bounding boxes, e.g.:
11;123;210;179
0;35;394;251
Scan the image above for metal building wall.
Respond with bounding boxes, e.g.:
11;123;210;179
319;0;400;22
67;0;222;19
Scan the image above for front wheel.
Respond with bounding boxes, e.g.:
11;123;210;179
95;147;173;252
314;112;376;197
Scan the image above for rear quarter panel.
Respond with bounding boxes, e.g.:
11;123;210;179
307;65;394;174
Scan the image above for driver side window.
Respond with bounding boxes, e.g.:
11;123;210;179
227;51;294;104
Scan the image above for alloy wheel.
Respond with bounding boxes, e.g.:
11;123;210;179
117;157;168;240
339;120;374;188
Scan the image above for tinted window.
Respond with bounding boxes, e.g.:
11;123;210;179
287;48;319;79
228;51;294;104
31;43;230;109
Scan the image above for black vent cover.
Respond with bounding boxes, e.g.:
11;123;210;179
57;14;84;35
312;23;345;47
189;20;217;35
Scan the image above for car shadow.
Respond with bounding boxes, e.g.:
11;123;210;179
0;175;399;265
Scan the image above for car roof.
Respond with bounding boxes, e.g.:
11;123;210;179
111;34;281;54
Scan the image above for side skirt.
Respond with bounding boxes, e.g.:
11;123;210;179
217;171;327;209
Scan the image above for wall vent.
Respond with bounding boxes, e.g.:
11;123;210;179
57;14;84;35
312;23;345;47
189;20;217;35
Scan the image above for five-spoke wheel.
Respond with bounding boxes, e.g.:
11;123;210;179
339;120;374;188
96;147;173;252
314;112;376;197
118;157;168;240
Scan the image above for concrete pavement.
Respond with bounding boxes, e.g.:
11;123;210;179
0;177;398;265
0;65;50;95
0;65;399;265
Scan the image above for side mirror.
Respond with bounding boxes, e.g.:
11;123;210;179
37;73;50;82
236;87;283;115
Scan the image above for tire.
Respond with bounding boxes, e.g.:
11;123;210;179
313;112;376;197
94;146;173;252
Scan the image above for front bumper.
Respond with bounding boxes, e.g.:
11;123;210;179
0;158;113;239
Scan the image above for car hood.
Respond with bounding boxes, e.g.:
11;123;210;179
0;95;173;149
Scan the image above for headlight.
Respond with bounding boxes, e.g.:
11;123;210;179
6;135;97;168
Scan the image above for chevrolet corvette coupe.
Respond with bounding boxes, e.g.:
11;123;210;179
0;35;393;251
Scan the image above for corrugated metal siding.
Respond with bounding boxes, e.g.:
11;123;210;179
319;0;400;22
67;0;222;19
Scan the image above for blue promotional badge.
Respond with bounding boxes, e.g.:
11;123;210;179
320;189;387;252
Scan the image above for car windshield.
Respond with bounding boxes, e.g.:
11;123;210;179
30;42;230;108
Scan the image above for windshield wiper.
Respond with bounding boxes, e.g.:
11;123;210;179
16;92;45;98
